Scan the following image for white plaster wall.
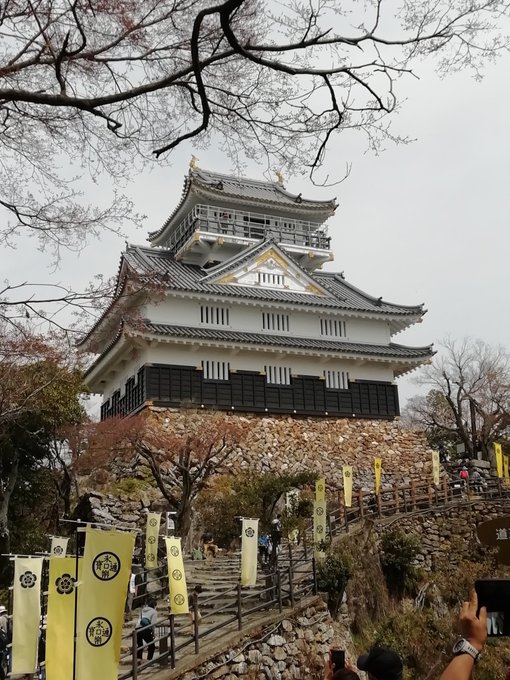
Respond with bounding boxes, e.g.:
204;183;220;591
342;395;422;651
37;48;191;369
143;297;391;343
143;344;395;382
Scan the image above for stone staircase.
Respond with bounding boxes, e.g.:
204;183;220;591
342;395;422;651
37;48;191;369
119;545;313;677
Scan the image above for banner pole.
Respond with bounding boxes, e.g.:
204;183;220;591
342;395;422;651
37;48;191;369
60;517;142;533
72;520;80;680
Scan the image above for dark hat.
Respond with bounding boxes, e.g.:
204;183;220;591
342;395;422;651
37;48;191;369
357;646;403;680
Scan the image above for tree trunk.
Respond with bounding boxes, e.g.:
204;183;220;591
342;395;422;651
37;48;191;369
0;450;19;584
177;499;193;552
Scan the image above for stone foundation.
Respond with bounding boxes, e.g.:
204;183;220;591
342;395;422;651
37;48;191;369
157;409;436;490
175;599;334;680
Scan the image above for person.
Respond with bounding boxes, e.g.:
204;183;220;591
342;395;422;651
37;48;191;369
459;466;469;489
324;656;360;680
356;646;403;680
0;605;7;680
202;533;219;559
439;590;486;680
188;584;203;634
258;534;270;566
125;566;139;619
136;597;158;663
470;469;483;493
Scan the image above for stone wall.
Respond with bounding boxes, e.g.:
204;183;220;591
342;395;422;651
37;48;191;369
174;599;334;680
377;499;510;571
156;409;436;491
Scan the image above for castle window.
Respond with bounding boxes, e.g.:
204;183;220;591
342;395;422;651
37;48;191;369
324;370;349;390
320;318;346;337
200;305;230;326
265;365;291;385
258;272;285;287
262;312;290;332
202;360;230;381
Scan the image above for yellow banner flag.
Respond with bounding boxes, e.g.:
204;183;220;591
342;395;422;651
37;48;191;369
494;442;503;478
76;528;135;680
50;536;69;557
46;557;82;680
343;465;353;508
504;456;509;484
145;512;161;570
315;478;325;502
241;519;259;587
165;538;189;615
432;451;440;486
313;500;327;555
374;458;382;496
12;557;44;675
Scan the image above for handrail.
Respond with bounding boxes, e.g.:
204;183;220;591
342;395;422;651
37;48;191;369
166;203;331;254
118;476;509;678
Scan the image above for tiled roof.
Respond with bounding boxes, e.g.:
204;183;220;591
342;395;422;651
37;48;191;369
138;322;433;360
148;167;336;241
123;245;424;317
190;168;337;210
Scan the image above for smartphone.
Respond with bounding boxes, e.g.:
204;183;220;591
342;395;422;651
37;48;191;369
330;649;345;670
475;579;510;636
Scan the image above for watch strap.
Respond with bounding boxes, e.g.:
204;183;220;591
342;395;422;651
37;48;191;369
453;639;480;661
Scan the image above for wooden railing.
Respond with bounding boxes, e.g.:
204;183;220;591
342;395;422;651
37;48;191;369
118;547;316;679
116;476;510;678
329;476;510;536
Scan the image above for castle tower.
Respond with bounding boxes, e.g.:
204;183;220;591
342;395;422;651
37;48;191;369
79;166;432;420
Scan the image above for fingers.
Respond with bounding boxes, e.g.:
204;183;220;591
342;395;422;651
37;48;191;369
479;605;487;625
469;589;478;612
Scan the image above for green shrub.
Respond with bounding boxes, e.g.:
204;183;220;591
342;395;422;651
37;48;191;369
317;549;353;618
380;529;420;597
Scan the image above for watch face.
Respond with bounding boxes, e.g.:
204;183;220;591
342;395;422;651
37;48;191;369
453;640;465;653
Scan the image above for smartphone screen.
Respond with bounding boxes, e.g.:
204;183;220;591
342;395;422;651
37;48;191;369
475;579;510;636
330;649;345;670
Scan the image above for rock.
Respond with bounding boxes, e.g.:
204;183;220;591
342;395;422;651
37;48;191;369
268;635;286;646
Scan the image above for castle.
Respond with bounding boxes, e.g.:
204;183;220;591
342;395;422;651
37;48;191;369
79;164;432;420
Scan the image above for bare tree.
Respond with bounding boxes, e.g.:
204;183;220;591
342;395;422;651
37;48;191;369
83;409;248;540
0;0;508;321
405;338;510;459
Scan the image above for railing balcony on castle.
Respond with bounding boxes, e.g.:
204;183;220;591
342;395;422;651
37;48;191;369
166;204;331;253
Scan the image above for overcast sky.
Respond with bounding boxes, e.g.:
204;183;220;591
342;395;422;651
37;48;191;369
3;48;509;407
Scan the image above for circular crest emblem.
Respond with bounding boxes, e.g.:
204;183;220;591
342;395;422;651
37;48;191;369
174;594;185;606
375;461;381;469
316;525;324;535
19;571;37;589
53;545;64;555
170;546;179;557
149;518;157;527
147;536;156;544
86;617;112;647
344;470;351;478
172;569;183;581
56;573;75;595
92;552;121;581
245;528;255;538
146;553;156;563
317;483;324;492
316;506;324;516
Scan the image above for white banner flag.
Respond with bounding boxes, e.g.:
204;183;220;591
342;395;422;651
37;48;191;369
12;557;44;675
50;536;69;557
241;519;259;587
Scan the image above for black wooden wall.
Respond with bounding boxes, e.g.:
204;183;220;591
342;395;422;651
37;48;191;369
101;363;400;420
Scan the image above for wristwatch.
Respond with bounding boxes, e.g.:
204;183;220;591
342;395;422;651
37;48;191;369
452;638;481;662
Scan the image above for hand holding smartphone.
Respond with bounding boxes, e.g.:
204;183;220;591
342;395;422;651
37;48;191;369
330;649;345;670
475;579;510;637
